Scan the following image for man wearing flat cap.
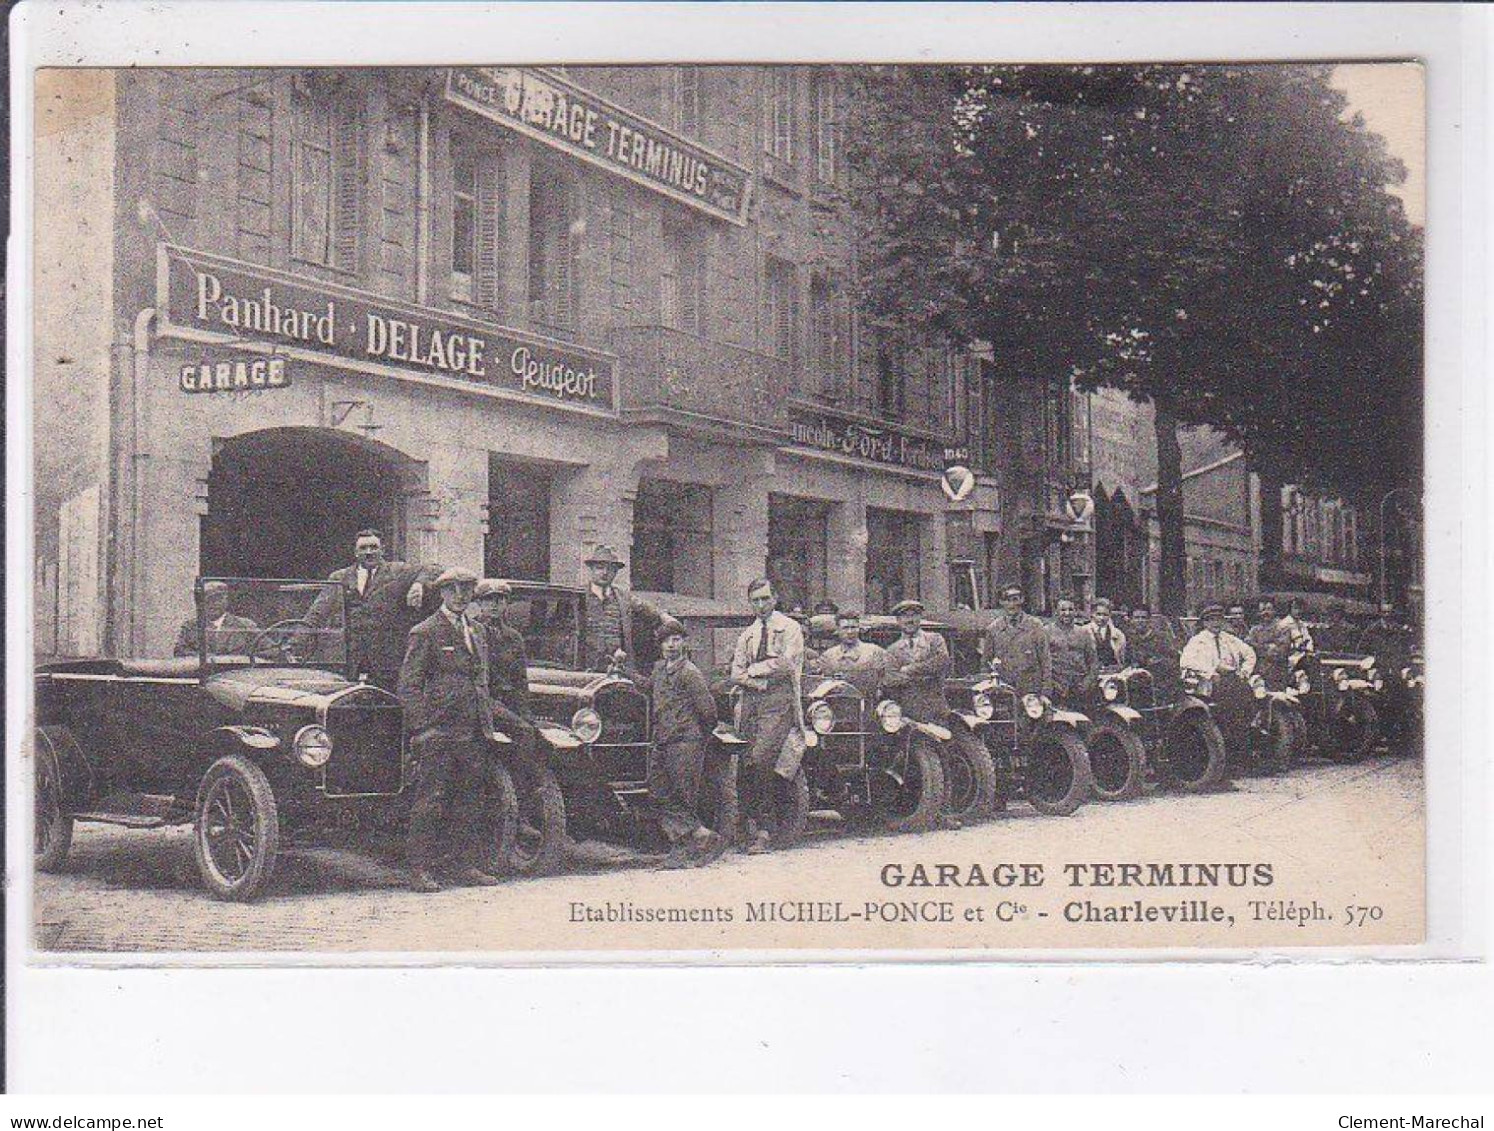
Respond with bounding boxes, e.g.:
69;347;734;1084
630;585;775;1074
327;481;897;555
173;580;261;658
398;566;503;893
983;584;1052;699
1046;596;1099;708
648;617;727;867
471;578;541;801
882;599;951;724
579;543;653;674
1180;603;1258;682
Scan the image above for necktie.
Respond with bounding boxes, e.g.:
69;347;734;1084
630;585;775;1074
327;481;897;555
460;615;475;655
754;622;770;662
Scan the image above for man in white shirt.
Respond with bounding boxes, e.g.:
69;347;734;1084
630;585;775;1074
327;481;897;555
1180;604;1258;681
729;578;806;854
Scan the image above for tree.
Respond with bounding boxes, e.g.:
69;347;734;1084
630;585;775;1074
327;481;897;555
843;64;1421;612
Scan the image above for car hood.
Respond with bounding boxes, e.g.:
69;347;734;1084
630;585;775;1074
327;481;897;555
527;666;634;703
204;667;358;712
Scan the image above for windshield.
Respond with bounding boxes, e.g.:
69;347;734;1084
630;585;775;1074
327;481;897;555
501;590;581;669
191;578;348;669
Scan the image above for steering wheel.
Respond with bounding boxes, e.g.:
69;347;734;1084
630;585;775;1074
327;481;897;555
249;618;317;665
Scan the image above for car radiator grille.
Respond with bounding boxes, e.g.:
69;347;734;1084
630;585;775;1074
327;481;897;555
325;696;405;796
592;684;650;788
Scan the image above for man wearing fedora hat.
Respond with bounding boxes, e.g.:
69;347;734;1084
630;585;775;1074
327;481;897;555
648;617;727;867
580;543;652;674
398;566;504;893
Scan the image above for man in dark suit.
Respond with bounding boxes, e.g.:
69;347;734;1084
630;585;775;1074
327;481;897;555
472;576;541;780
398;567;503;893
580;543;655;673
325;529;441;691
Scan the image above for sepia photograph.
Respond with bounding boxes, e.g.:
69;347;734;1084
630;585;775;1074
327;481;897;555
27;52;1427;957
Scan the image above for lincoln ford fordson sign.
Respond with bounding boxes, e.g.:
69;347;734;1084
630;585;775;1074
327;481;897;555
445;66;752;226
789;406;949;473
157;245;616;410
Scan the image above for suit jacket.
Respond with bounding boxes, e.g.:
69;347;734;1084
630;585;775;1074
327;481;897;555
581;584;651;670
883;631;951;721
1085;621;1128;668
323;559;442;679
984;613;1052;698
398;609;495;740
173;612;260;658
483;620;531;717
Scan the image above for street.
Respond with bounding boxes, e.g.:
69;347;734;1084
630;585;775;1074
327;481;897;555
33;753;1424;954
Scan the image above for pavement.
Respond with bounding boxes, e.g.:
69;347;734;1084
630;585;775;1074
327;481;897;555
31;753;1424;955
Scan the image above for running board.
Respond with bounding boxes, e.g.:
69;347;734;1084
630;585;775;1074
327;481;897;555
72;793;185;828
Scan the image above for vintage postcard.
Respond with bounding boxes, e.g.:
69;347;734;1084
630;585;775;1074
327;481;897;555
26;55;1426;958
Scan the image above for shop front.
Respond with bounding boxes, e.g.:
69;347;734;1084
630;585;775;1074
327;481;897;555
121;244;635;656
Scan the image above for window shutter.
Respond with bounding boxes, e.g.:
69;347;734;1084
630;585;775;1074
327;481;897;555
475;150;504;311
555;178;578;329
332;92;363;272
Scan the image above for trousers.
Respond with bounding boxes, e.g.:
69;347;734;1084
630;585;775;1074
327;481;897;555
406;732;492;870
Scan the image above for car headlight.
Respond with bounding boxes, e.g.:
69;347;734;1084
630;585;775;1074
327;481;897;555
1101;679;1120;702
1332;667;1348;690
1294;669;1311;693
972;691;995;721
1250;675;1268;700
293;724;333;768
808;700;836;735
875;700;904;733
1021;693;1044;720
1372;675;1384;692
1361;656;1377;671
571;707;603;744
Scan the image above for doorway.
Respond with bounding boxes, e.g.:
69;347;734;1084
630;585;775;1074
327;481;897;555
201;428;418;580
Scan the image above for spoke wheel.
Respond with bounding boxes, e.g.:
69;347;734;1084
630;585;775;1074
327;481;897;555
34;727;74;873
194;755;280;901
1327;699;1380;763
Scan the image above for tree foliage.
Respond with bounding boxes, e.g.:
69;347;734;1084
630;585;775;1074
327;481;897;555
843;63;1423;506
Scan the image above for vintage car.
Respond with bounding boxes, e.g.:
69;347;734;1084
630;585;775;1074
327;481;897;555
1182;668;1303;775
857;616;996;824
1286;650;1383;762
1085;666;1229;799
755;675;948;847
34;577;520;901
493;582;736;860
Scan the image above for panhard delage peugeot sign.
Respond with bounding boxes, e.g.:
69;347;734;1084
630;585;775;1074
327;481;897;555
156;244;618;411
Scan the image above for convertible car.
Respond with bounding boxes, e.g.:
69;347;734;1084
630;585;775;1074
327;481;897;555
33;577;496;901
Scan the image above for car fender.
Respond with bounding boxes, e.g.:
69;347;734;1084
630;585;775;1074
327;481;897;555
210;724;281;753
1050;708;1090;728
909;719;953;743
1104;704;1143;726
710;723;747;746
954;713;987;732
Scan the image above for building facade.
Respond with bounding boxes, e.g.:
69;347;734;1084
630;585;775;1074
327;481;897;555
37;65;1016;657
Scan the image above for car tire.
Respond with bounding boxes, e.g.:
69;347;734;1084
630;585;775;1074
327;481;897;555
1159;712;1228;793
1326;698;1380;764
1085;718;1146;802
1026;727;1093;817
495;764;565;877
941;729;998;823
875;735;946;835
1251;709;1297;775
193;755;280;902
764;767;810;850
34;726;75;874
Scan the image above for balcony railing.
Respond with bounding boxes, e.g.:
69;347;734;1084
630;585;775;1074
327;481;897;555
607;325;796;431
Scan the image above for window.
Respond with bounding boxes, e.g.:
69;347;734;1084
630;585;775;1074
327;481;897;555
875;336;906;420
865;508;923;614
763;68;795;162
811;71;838;184
292;77;361;272
632;480;714;597
661;213;705;334
764;256;799;364
528;164;581;330
809;271;849;398
609;186;636;312
486;456;552;583
450;148;478;302
669;66;703;136
767;494;830;614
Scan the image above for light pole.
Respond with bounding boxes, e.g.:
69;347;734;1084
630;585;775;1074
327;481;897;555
1378;486;1415;611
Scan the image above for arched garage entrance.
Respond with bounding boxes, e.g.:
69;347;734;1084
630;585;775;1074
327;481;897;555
201;428;426;581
